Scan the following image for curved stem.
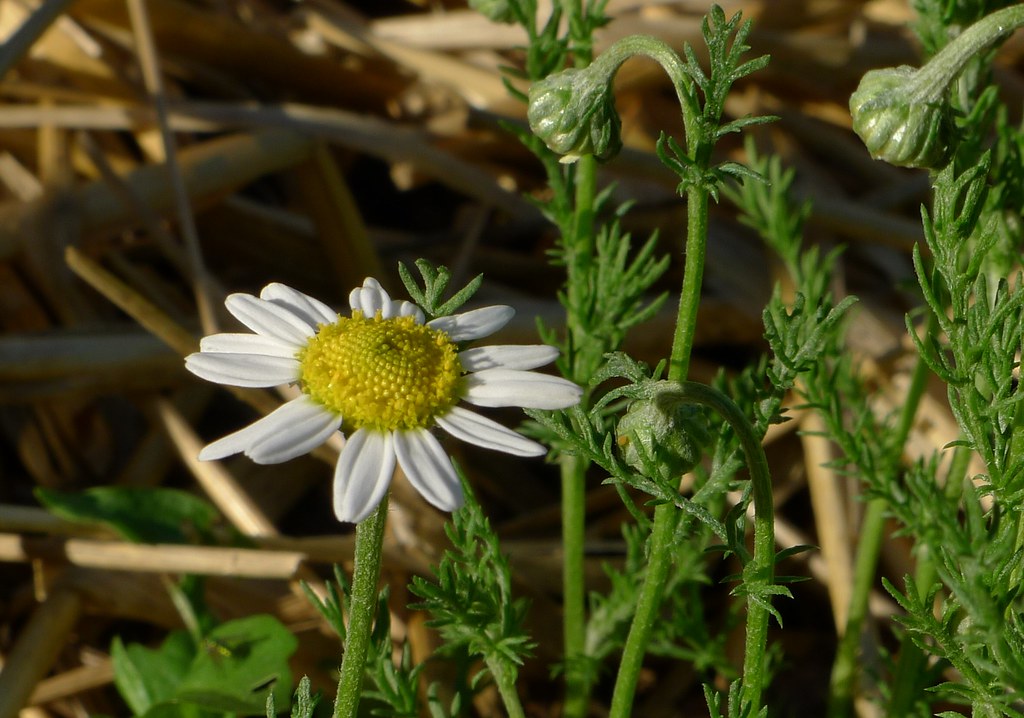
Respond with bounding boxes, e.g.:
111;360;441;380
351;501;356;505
673;382;775;713
333;496;389;718
587;35;698;131
908;4;1024;103
609;183;710;717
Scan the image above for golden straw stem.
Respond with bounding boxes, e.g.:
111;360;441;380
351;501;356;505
125;0;216;332
0;582;82;718
28;659;115;706
802;410;855;633
0;534;303;578
155;398;279;538
64;245;196;357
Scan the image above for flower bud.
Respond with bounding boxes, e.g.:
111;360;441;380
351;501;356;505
527;67;622;163
616;381;710;478
849;66;952;169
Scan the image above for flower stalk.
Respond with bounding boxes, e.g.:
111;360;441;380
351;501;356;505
609;379;776;716
609;186;712;716
333;496;389;718
528;35;695;164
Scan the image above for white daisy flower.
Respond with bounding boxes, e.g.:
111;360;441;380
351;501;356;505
185;278;582;523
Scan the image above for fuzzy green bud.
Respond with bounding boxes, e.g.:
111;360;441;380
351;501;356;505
527;67;622;163
468;0;515;24
849;66;952;169
616;381;710;478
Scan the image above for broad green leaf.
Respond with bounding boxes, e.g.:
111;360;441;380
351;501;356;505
111;631;195;715
36;486;224;544
176;615;298;715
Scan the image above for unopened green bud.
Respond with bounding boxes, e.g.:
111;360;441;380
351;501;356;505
468;0;515;24
527;67;622;163
616;381;710;478
849;66;952;169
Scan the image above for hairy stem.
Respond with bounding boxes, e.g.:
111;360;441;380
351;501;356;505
489;656;528;718
559;110;599;718
678;382;776;713
561;453;590;718
608;185;709;717
559;0;601;703
333;497;388;718
587;35;697;124
908;4;1024;103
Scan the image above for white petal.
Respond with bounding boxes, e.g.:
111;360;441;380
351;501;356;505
436;406;546;457
428;305;514;342
245;399;342;464
199;333;299;358
185;353;300;387
461;369;582;409
394;430;463;512
260;283;338;327
394;300;425;324
199;396;314;461
349;278;392;318
333;429;395;524
225;293;316;343
459;345;559;372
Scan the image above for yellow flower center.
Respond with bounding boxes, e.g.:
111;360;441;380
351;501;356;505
298;311;462;431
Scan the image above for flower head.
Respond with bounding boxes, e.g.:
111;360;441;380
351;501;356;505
528;67;623;164
185;279;582;523
616;380;709;480
849;66;952;169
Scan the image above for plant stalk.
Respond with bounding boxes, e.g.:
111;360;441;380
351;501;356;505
488;655;528;718
608;184;709;717
558;0;600;703
333;497;389;718
907;4;1024;103
561;453;590;718
678;382;776;713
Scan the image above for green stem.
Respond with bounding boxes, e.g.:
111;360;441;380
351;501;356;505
560;453;590;718
826;497;887;718
608;183;710;717
670;187;709;381
907;4;1024;103
827;319;934;718
675;382;775;713
488;654;528;718
559;0;601;702
587;35;698;128
559;42;599;713
333;497;389;718
608;501;679;717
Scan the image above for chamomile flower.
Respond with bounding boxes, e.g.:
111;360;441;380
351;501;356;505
185;278;581;523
